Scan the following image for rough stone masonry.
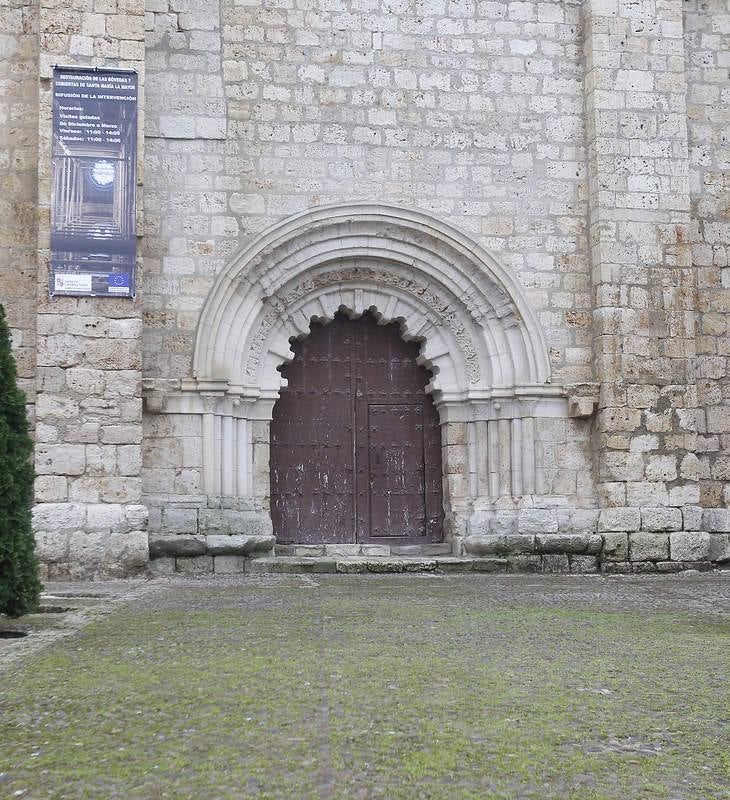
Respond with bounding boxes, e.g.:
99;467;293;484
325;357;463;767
0;0;728;577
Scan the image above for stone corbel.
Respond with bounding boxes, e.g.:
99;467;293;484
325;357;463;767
566;383;599;419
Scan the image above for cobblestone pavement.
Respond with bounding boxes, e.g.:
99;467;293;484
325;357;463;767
1;572;729;799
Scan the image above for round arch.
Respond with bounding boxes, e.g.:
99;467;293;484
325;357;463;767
191;202;552;403
176;204;566;550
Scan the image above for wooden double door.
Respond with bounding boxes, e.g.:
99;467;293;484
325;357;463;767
270;313;443;545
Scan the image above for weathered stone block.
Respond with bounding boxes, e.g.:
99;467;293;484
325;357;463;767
148;557;175;576
100;424;143;444
205;534;275;556
682;506;703;531
86;503;126;531
627;482;669;507
641;507;683;532
335;560;368;574
361;544;392;556
402;560;438;572
669;532;711;562
488;512;518;535
669;484;701;505
213;555;245;574
117;445;143;476
598;508;641;532
604;561;632;575
33;502;86;530
148;534;207;558
365;560;404;573
102;531;149;576
569;555;599;573
161;507;199;534
198;508;273;536
34;476;68;502
86;340;142;370
506;555;541;573
34;529;70;563
67;530;107;567
175;555;214;574
629;533;669;562
535;534;591;554
36;445;86;475
542;554;570;573
328;544;365;556
517;509;558;534
125;505;149;530
703;508;730;532
708;534;730;563
567;509;600;535
66;368;105;395
98;477;143;504
602;532;628;561
464;534;535;556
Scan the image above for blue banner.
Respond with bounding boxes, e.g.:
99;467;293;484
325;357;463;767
50;67;138;298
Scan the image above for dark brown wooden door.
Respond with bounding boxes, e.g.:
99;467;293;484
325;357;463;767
270;313;443;545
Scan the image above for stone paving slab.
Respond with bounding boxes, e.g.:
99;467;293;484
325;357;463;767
1;572;729;799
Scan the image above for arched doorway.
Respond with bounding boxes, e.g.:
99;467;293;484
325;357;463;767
270;312;444;545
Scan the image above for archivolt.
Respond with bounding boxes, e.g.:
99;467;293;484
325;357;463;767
192;203;552;402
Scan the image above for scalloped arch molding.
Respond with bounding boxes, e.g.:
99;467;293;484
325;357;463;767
192;203;553;403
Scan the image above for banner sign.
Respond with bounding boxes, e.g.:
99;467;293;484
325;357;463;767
50;67;137;298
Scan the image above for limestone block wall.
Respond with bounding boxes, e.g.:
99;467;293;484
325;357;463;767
582;0;715;565
2;0;728;575
0;0;39;414
140;0;599;538
684;1;730;561
141;0;592;389
31;0;149;578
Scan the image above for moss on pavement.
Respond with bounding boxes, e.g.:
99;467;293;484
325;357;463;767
1;573;728;799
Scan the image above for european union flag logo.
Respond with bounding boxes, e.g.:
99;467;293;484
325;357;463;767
108;273;131;294
109;273;130;287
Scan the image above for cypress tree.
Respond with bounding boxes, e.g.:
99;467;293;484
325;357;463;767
0;303;41;617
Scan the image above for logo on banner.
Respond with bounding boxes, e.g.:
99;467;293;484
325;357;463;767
54;274;92;293
108;273;131;294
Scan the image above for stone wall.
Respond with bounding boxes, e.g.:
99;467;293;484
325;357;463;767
582;0;713;567
685;1;730;560
140;0;598;535
0;0;39;413
31;0;149;578
1;0;729;575
141;0;591;387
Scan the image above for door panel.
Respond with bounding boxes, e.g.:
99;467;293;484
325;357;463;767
270;313;443;544
365;404;426;540
270;321;355;544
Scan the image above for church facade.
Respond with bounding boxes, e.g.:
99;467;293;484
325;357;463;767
1;0;729;576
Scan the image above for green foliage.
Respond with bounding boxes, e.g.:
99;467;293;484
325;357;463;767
0;303;41;617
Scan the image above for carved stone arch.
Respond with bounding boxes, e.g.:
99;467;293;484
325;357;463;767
179;204;567;552
247;263;482;401
192;202;553;398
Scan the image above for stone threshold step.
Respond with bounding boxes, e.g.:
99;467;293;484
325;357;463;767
275;543;453;558
247;556;564;575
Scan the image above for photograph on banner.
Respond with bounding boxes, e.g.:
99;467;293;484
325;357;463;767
50;67;137;298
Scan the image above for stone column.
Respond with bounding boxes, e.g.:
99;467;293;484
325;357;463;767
583;0;705;566
32;0;148;578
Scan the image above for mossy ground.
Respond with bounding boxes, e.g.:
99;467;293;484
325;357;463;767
1;573;729;799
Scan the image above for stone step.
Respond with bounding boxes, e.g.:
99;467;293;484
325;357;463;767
274;542;454;558
248;556;515;574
